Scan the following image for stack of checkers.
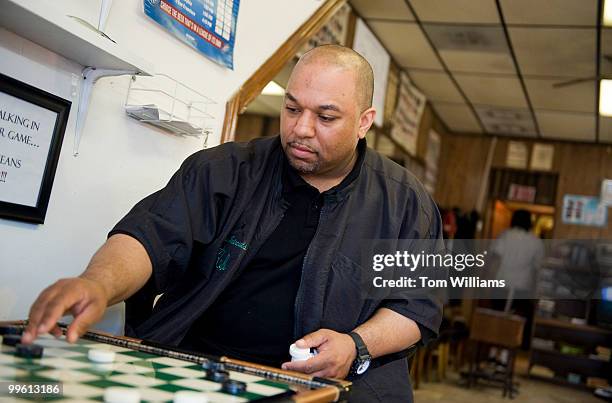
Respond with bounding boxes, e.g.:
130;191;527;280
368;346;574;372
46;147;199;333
0;329;292;402
1;325;44;358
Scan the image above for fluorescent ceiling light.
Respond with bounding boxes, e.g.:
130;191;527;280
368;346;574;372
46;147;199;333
262;81;285;96
600;80;612;116
605;0;612;26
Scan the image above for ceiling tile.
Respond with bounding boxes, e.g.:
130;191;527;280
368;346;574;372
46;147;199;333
536;110;596;141
475;106;537;136
423;25;515;73
500;0;597;27
408;70;464;102
432;102;483;133
409;0;500;24
350;0;414;21
509;27;596;77
441;51;516;74
424;24;508;53
368;21;443;70
455;75;527;107
601;29;612;76
524;78;595;113
600;117;612;143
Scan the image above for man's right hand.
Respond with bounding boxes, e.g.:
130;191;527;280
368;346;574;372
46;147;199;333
22;277;109;344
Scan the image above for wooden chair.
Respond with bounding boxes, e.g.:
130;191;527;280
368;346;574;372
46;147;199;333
466;308;525;398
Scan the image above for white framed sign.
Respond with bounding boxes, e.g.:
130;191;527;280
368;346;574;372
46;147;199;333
0;74;71;224
352;18;390;127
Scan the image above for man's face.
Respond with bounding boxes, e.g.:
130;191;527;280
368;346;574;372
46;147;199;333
280;61;368;176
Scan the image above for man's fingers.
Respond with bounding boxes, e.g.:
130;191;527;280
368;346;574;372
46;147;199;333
23;286;62;343
282;354;329;374
297;330;329;349
66;303;100;343
50;324;63;338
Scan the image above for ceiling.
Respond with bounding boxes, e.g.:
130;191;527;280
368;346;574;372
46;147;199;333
249;0;612;144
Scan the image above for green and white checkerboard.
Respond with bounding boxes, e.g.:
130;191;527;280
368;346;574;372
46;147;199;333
0;334;292;402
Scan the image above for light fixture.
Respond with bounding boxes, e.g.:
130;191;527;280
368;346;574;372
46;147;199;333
605;0;612;26
261;81;285;96
599;79;612;116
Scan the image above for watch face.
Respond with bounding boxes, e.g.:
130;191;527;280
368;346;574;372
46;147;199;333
356;359;370;375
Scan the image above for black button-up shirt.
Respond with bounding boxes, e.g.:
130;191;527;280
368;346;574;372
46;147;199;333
180;145;364;367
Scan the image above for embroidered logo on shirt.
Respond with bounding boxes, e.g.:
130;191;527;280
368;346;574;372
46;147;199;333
215;235;249;271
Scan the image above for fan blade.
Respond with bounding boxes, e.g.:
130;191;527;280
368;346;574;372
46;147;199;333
552;77;596;88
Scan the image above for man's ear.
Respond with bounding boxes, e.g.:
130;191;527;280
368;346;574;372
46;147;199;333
358;107;376;139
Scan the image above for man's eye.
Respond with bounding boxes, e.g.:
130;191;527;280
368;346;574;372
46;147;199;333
285;106;300;114
319;115;336;122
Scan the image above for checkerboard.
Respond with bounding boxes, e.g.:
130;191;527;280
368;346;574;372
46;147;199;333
0;333;296;402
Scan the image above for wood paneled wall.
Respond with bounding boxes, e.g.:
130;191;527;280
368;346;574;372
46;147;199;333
235;114;280;142
435;134;612;238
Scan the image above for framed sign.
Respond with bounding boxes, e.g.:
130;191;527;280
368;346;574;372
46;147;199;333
0;74;71;224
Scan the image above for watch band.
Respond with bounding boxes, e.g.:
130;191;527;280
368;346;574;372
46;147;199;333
348;331;370;359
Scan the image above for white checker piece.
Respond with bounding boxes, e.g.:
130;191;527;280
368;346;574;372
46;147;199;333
146;356;194;367
38;357;91;370
157;365;204;378
108;373;166;388
36;368;99;383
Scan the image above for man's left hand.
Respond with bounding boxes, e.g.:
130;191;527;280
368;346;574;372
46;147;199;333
281;329;356;379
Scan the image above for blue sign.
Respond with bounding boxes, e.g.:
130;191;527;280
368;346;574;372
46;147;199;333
144;0;240;69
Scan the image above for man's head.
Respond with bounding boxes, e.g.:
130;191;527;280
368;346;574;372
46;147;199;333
511;209;532;231
280;45;376;179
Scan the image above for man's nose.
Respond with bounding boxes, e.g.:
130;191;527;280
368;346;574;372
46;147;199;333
293;111;316;138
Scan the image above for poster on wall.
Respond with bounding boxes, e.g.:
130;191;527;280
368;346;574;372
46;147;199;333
0;74;71;224
424;129;440;194
506;141;528;169
602;179;612;206
297;3;351;57
530;143;554;171
390;72;426;156
562;194;607;227
144;0;240;70
352;18;390;128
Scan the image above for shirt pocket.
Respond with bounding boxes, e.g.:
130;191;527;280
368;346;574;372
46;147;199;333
320;252;369;333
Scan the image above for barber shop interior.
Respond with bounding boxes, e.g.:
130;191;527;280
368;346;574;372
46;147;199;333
1;1;611;402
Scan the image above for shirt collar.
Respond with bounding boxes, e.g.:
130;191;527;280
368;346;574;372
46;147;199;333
282;138;367;196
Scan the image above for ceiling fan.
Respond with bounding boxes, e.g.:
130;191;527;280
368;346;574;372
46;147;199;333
552;54;612;88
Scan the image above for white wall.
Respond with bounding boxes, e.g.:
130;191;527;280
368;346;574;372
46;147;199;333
0;0;321;333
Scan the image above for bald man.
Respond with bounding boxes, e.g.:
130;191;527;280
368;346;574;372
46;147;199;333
23;45;443;402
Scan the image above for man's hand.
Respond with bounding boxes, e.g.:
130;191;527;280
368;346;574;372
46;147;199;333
281;329;356;379
22;277;109;344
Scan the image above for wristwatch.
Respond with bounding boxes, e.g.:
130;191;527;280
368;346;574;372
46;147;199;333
348;331;372;377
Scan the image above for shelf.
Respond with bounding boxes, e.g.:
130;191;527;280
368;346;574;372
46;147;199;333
0;0;153;74
535;318;612;335
531;347;610;364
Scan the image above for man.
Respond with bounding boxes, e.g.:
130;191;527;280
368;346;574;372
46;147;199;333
23;45;442;402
